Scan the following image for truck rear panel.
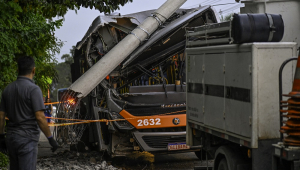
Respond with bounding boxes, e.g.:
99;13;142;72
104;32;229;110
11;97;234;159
186;42;297;148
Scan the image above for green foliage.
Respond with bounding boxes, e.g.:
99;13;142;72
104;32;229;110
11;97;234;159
19;0;133;18
220;13;234;22
61;54;73;65
0;151;9;169
0;0;131;97
0;0;62;95
50;47;74;102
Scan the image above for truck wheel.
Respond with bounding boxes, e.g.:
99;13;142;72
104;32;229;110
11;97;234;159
218;158;229;170
195;150;213;160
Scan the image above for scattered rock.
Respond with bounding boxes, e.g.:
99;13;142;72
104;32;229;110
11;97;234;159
106;165;118;170
44;161;52;166
90;157;96;164
101;161;107;168
36;151;118;170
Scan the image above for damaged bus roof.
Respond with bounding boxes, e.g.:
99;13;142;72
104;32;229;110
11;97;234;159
75;6;219;83
76;8;193;49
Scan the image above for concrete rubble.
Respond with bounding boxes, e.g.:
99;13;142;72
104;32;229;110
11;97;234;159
37;150;121;170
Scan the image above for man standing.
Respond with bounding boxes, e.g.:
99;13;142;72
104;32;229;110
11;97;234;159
0;56;59;170
44;98;53;124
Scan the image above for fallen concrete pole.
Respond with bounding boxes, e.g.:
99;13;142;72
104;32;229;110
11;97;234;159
69;0;187;98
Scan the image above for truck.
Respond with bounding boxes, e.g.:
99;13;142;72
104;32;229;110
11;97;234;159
55;4;221;158
186;1;300;169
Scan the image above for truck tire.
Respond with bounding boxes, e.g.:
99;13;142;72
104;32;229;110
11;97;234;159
195;150;213;160
218;158;229;170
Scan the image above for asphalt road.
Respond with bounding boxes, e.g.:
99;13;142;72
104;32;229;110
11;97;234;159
38;127;61;158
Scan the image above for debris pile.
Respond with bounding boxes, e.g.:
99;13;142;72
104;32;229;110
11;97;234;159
37;150;120;170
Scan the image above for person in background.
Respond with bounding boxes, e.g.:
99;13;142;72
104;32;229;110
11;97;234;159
44;98;53;124
0;56;59;170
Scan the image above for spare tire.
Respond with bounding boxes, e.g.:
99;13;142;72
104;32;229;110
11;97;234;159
232;13;284;43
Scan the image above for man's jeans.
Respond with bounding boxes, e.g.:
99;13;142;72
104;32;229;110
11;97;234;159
6;133;38;170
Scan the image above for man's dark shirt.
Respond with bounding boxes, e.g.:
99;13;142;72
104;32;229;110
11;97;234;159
0;76;45;141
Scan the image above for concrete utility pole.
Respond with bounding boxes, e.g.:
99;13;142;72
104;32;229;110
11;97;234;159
69;0;187;98
240;0;300;47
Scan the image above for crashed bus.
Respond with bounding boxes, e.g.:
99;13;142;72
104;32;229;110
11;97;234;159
55;5;219;157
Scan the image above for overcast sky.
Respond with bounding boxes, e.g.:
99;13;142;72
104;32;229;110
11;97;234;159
54;0;240;62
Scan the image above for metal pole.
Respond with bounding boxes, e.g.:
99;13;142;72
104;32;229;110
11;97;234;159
69;0;187;98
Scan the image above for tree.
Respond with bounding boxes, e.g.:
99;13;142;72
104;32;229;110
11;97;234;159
50;47;75;102
220;13;234;22
22;0;133;18
0;0;132;97
61;46;75;65
0;1;62;96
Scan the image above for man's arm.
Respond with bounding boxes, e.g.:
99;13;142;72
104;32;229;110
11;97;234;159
0;111;5;134
35;110;51;137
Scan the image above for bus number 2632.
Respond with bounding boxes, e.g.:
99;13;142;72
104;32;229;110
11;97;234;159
137;118;161;126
